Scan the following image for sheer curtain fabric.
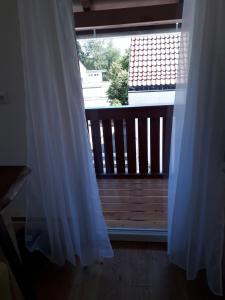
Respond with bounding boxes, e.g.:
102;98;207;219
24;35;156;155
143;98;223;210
18;0;113;266
168;0;225;295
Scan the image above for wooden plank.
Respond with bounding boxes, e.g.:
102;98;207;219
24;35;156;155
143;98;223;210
33;227;218;299
100;196;167;204
105;210;165;218
102;120;114;174
106;219;167;229
74;4;183;29
150;117;160;175
104;211;167;221
114;120;125;174
98;179;168;189
163;116;173;176
96;174;165;179
75;0;179;12
98;178;167;184
99;189;167;197
85;106;173;178
86;105;173;121
99;186;168;192
99;182;167;188
90;120;103;174
97;178;167;229
102;202;167;212
98;184;167;190
138;118;148;174
126;119;136;173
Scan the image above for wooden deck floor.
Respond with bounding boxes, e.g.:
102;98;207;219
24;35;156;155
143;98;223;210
98;178;168;229
34;245;218;300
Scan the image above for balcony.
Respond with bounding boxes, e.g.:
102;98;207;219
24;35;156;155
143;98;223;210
85;105;173;229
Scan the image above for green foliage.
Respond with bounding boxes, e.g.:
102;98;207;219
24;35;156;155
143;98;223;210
120;49;129;71
108;60;122;81
77;38;130;106
107;51;130;106
107;64;128;105
109;99;122;106
76;39;120;80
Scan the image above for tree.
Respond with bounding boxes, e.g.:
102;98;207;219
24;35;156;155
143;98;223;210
107;51;129;106
120;49;129;71
77;39;130;106
76;39;121;79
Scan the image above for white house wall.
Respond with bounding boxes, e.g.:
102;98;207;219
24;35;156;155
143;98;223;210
128;91;175;106
0;0;26;165
0;0;27;218
86;71;103;83
83;82;110;108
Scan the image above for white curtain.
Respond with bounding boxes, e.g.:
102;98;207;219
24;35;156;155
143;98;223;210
168;0;225;295
18;0;113;266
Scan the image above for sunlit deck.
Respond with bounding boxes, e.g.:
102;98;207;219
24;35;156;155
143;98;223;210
86;105;172;230
98;178;167;229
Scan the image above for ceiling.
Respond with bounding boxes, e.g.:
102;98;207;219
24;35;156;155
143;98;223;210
73;0;179;12
73;0;182;33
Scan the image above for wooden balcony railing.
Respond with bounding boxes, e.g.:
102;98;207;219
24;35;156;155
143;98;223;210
85;105;173;178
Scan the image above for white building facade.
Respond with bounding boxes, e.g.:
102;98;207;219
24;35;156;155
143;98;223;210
79;62;110;108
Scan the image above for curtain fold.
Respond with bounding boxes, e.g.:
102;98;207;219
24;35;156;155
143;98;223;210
168;0;225;295
18;0;113;266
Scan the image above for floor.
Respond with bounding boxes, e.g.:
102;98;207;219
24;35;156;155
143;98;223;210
32;242;222;300
98;178;167;229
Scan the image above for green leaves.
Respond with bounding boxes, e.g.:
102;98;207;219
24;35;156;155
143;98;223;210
77;38;130;106
107;51;129;106
76;39;120;77
107;67;128;105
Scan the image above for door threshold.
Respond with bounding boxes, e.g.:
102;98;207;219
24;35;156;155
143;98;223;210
108;227;167;242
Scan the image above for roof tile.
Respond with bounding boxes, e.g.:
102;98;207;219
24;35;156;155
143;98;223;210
128;32;181;90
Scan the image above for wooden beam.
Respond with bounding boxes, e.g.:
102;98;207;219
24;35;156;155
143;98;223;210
74;3;182;29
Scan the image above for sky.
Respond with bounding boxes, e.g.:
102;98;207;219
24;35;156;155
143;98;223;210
111;36;131;54
78;36;131;54
78;29;180;55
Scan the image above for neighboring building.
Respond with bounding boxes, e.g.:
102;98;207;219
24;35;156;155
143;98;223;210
128;32;180;106
79;62;110;108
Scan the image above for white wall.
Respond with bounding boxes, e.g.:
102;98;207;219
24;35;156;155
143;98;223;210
0;0;27;218
0;0;26;165
86;71;103;83
79;61;87;84
83;82;110;108
128;90;175;106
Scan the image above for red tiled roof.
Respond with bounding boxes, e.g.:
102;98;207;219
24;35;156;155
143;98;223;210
128;32;180;91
